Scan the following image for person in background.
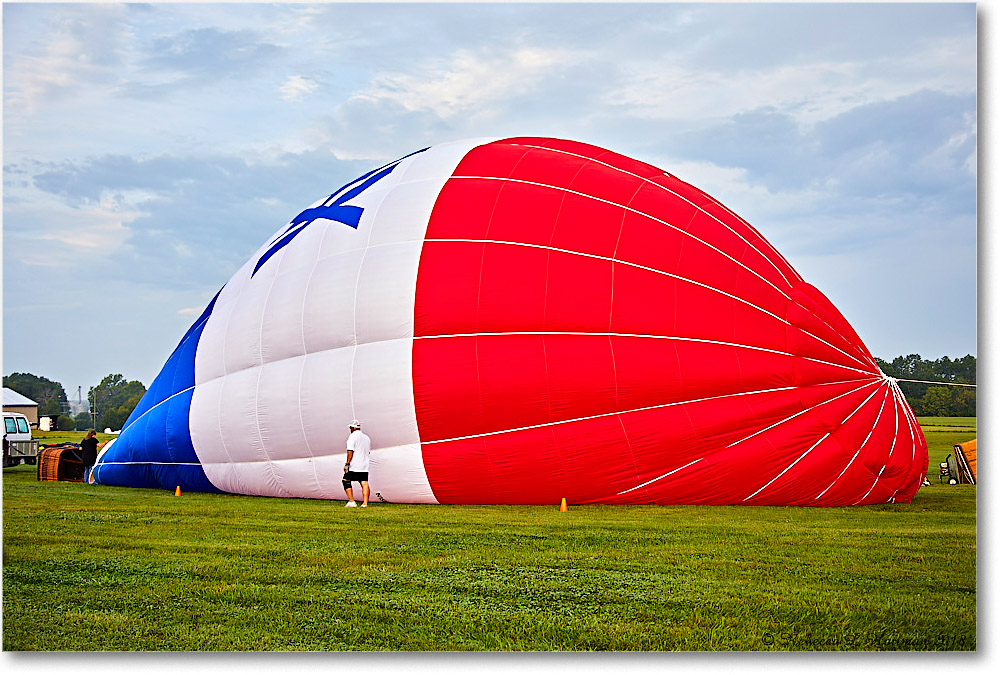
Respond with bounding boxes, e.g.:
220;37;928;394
79;430;106;484
342;419;372;508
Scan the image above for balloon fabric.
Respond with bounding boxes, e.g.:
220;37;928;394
94;138;928;506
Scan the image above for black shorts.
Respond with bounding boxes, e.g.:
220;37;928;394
343;471;369;483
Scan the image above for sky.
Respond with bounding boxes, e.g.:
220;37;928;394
1;1;979;400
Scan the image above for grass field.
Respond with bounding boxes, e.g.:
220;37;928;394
2;420;976;651
916;417;977;433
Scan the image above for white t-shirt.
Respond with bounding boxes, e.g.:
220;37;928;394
346;429;371;472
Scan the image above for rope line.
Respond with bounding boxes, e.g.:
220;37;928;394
894;378;977;388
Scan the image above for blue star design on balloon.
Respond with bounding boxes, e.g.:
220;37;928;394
252;147;429;277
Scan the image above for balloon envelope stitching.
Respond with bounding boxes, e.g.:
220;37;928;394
504;141;798;289
745;432;832;502
420;383;800;446
813;383;892;500
726;378;882;450
424;234;871;373
449;174;792;301
617;457;706;494
426;237;789;323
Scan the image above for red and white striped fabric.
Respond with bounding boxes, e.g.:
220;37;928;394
120;137;931;505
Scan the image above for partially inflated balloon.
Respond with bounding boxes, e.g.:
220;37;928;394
95;137;928;506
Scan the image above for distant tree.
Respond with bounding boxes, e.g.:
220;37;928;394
875;354;976;416
73;412;92;431
3;372;68;416
56;415;76;431
937;354;977;384
88;374;146;432
920;387;953;416
951;387;977;417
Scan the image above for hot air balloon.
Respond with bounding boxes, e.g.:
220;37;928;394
94;137;928;506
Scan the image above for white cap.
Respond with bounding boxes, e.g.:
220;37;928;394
350;419;361;429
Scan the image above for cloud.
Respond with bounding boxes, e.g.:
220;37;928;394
142;27;281;75
655;88;976;254
602;3;974;132
313;41;625;162
676;3;974;70
813;90;977;197
2;194;137;268
12;147;377;291
279;75;318;102
2;3;128;114
358;46;571;119
608;60;864;127
32;155;193;203
117;26;283;98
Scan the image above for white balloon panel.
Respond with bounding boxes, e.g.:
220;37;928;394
187;138;494;500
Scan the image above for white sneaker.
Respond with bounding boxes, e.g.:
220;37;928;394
360;503;368;508
344;501;357;508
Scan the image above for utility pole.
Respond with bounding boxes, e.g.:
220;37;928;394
89;388;98;432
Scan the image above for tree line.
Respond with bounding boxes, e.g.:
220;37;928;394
874;354;976;416
3;372;67;416
3;372;147;432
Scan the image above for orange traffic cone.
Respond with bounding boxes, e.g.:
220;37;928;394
559;497;568;512
175;485;182;497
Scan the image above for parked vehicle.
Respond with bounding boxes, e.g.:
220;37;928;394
3;412;39;467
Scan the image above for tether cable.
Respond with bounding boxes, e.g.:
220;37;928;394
894;378;977;388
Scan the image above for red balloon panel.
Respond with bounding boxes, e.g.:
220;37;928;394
414;137;927;506
541;253;614;332
477;241;550;332
412;241;485;337
426;178;500;241
550;189;629;260
486;180;562;248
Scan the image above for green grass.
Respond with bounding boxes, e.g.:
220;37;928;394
2;420;976;651
33;429;117;446
916;416;977;433
916;417;976;481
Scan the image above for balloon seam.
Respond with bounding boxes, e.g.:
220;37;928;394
420;384;799;445
616;457;706;495
726;378;882;450
855;387;902;504
448;175;793;302
743;432;833;502
424;237;789;324
424;235;871;373
505;142;797;288
813;381;892;500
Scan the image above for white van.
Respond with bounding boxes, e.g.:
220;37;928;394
3;412;39;466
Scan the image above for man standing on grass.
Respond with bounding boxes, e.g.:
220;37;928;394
342;419;371;508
